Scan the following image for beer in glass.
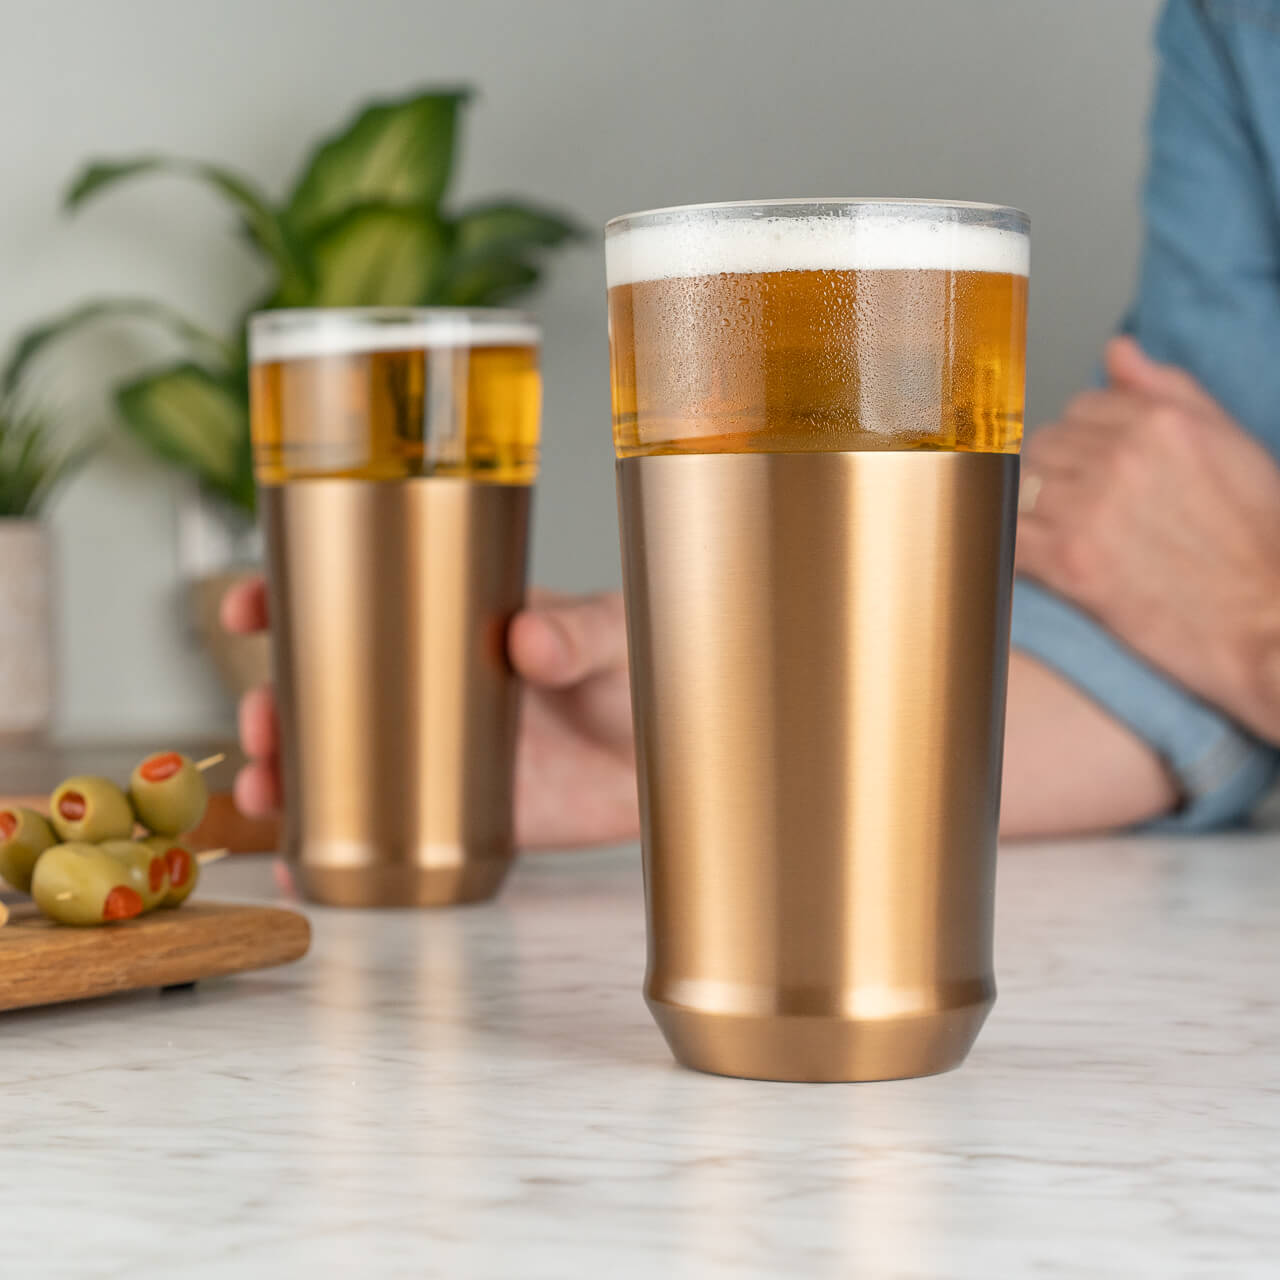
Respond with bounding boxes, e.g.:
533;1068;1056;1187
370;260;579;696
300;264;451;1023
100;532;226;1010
249;308;539;906
606;200;1028;1080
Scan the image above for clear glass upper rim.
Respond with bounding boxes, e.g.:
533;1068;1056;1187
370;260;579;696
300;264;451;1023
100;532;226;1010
250;306;539;334
248;307;540;363
605;197;1029;235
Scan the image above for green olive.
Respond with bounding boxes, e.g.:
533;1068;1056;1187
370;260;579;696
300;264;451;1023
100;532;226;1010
142;835;199;907
0;806;57;892
49;776;134;844
31;844;146;926
129;752;208;837
100;840;169;912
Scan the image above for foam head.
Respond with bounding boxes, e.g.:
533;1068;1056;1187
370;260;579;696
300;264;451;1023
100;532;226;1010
605;201;1029;287
250;308;541;365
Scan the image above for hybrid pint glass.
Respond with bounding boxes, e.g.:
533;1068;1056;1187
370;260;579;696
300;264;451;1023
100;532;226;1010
249;308;539;906
606;200;1028;1080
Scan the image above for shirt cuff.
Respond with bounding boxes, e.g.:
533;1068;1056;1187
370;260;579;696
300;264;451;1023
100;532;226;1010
1010;578;1280;831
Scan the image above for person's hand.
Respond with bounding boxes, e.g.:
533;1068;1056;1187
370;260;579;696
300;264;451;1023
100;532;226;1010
220;583;639;850
1017;335;1280;742
507;590;638;847
219;579;281;819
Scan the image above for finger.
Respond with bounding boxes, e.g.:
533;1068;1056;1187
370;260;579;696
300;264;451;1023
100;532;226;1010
1014;512;1055;580
221;576;269;634
1104;335;1215;412
508;591;629;688
1020;455;1084;524
238;684;279;760
1056;387;1155;433
1016;456;1100;594
1015;489;1081;585
233;761;281;818
1025;423;1084;469
1024;421;1112;482
272;859;296;897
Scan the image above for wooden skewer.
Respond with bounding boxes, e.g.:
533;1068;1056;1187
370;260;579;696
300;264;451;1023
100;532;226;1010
197;848;229;865
194;752;227;773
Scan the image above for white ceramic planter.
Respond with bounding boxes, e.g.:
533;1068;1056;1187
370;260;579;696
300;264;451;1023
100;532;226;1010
0;519;53;741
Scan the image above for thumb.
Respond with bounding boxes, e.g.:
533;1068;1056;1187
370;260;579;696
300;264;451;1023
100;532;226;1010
508;591;629;688
1104;335;1214;411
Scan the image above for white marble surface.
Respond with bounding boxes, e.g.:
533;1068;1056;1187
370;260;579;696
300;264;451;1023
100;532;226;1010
2;836;1278;1278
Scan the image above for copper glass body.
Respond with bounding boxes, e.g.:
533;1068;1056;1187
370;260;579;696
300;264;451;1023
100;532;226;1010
606;199;1028;1080
249;308;539;906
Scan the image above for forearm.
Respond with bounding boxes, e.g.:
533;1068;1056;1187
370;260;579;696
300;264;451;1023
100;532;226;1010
1000;651;1178;839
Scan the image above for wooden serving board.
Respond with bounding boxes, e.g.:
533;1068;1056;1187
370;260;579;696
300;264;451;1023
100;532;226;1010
0;901;310;1012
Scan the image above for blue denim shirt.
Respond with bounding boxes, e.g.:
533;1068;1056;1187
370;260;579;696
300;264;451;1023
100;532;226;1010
1012;0;1280;829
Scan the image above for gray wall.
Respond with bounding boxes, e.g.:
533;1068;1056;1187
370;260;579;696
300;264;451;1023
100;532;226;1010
0;0;1162;739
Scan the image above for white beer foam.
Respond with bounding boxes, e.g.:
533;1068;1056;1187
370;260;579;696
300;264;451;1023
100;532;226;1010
606;213;1029;286
251;315;540;364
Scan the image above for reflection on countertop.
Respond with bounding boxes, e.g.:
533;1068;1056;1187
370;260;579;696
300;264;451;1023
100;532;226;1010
1;837;1277;1277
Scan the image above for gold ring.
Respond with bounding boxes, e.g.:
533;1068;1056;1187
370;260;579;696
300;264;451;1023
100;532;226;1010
1019;472;1042;515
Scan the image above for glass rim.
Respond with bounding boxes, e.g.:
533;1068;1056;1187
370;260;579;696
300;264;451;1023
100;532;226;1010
249;306;541;364
605;197;1029;235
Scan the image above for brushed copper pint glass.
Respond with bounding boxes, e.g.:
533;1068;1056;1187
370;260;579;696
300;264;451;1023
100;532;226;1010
249;309;539;907
606;200;1029;1081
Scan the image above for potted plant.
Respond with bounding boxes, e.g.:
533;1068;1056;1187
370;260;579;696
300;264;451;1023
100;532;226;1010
0;399;87;740
2;87;582;697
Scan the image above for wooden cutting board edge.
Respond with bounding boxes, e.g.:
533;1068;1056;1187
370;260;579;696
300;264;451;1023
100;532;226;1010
0;900;311;1013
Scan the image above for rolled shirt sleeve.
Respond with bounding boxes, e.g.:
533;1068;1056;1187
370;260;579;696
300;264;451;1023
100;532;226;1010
1012;0;1280;828
1012;580;1279;830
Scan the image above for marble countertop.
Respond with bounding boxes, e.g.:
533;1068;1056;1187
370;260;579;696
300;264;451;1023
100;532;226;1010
2;836;1278;1278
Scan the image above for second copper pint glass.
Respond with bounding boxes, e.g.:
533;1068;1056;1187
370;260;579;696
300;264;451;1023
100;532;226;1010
607;199;1029;1081
249;309;539;907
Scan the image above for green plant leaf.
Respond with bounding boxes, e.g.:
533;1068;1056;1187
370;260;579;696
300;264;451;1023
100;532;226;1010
435;257;540;306
230;411;257;516
26;437;99;517
308;203;447;306
66;157;312;300
0;399;97;517
115;364;254;512
1;298;233;399
65;157;171;209
284;89;470;237
451;200;586;258
0;403;49;517
431;200;583;305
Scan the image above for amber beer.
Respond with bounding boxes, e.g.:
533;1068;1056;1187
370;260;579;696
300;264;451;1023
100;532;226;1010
606;200;1029;1082
249;309;539;908
250;315;539;482
608;208;1027;455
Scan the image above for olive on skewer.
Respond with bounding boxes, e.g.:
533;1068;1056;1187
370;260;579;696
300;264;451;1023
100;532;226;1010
100;840;170;912
0;806;57;892
49;776;134;844
31;844;146;926
129;752;209;837
141;836;199;907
